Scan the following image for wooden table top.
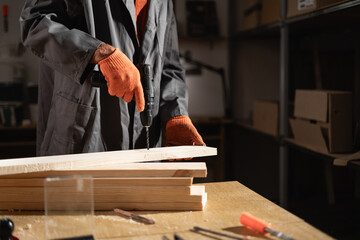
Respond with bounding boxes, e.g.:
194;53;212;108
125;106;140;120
1;181;333;240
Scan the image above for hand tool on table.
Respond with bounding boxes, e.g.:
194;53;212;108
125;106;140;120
162;234;183;240
174;233;184;240
0;218;19;240
193;226;243;240
240;212;294;240
85;0;154;150
114;208;155;224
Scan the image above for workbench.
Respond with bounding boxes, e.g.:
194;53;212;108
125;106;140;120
1;181;333;240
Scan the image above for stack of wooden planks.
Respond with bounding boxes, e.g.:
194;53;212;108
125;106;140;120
0;146;216;211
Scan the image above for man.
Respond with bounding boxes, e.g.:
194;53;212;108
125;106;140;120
20;0;204;156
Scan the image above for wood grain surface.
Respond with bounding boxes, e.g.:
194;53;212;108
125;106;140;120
2;181;333;240
0;186;205;203
0;177;193;187
0;162;208;178
0;146;216;176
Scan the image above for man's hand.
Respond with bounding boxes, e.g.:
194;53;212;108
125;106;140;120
93;43;145;112
165;116;205;161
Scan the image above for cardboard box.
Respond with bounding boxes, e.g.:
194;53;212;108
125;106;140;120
243;10;261;30
287;0;318;18
291;89;353;153
294;90;329;122
241;0;262;30
261;0;281;25
244;0;262;10
294;89;351;122
287;0;350;18
290;118;329;152
253;100;279;136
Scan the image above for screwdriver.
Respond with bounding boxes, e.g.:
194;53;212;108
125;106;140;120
240;212;294;240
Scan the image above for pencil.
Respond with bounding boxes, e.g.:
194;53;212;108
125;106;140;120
113;208;155;224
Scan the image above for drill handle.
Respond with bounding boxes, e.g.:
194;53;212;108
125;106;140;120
140;64;154;127
141;64;155;99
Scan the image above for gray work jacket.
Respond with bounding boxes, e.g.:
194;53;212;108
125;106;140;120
20;0;188;156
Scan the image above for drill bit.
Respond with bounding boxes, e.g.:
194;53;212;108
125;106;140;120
146;127;150;150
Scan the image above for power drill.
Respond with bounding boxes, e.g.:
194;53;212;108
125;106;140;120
139;64;154;150
90;64;154;150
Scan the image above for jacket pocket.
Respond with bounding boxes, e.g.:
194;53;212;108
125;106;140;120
43;91;96;155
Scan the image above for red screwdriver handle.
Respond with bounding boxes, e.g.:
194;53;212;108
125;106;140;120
240;212;270;234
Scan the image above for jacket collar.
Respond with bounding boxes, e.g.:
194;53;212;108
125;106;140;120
121;0;161;35
122;0;137;32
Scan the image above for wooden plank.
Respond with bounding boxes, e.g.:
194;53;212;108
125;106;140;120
0;162;207;178
94;177;193;187
0;146;216;176
0;193;205;204
0;186;205;203
190;185;205;195
0;177;193;187
0;195;207;211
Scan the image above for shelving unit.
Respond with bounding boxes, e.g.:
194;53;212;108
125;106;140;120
235;120;280;143
232;22;281;40
285;0;360;24
230;0;360;208
348;160;360;198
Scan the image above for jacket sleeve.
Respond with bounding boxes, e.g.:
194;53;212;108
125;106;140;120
159;2;189;125
20;0;102;83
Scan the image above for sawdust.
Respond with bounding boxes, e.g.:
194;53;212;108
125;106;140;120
18;223;32;231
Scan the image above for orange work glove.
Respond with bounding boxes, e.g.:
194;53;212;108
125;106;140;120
98;48;145;112
165;116;205;146
165;116;205;160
